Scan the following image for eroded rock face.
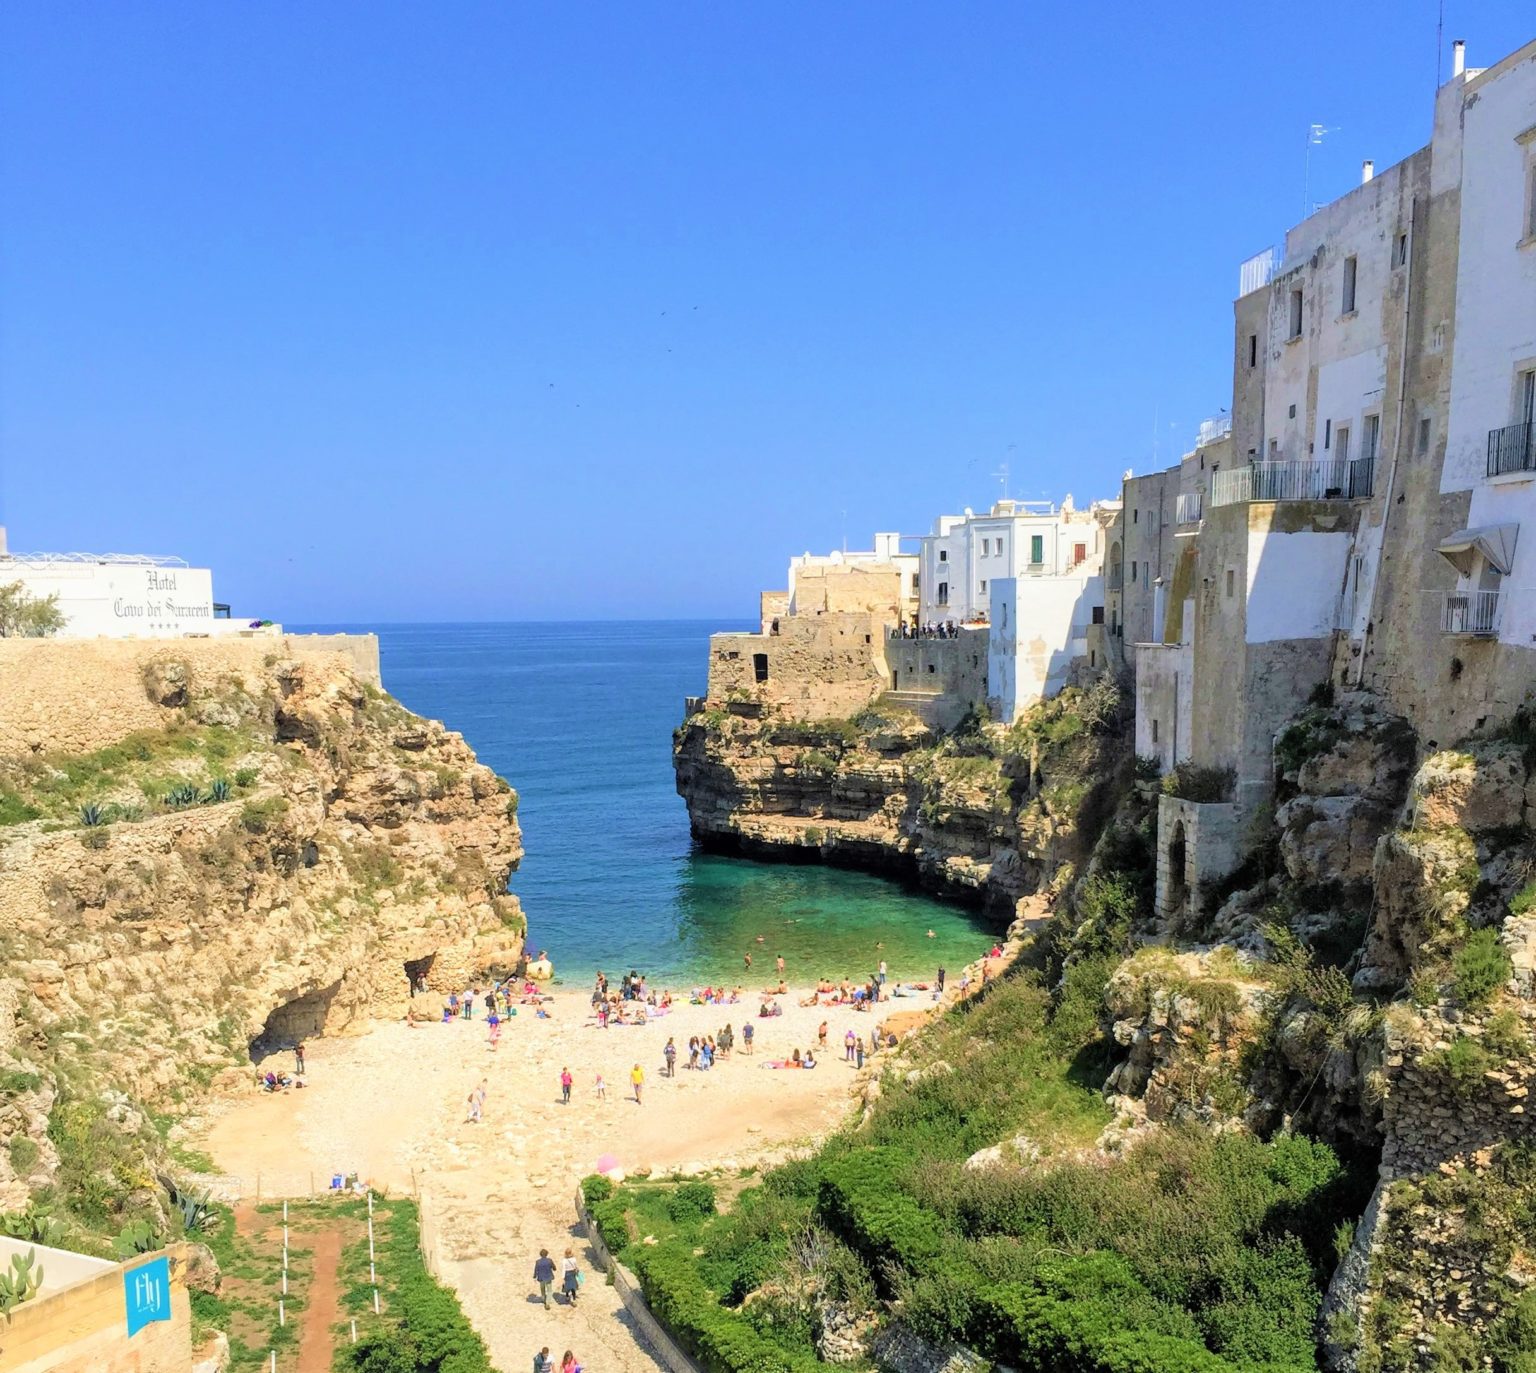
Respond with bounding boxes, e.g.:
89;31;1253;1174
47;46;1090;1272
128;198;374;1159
672;688;1129;912
0;646;524;1210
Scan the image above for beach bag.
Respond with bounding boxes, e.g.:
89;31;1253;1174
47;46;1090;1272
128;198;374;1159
576;1270;585;1286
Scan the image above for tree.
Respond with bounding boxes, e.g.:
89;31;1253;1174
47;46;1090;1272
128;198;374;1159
0;581;65;638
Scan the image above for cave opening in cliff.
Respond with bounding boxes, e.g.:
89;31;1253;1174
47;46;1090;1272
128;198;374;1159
404;954;435;995
249;978;343;1063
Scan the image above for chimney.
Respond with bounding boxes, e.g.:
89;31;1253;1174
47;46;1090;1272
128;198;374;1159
1362;159;1374;184
1452;40;1465;77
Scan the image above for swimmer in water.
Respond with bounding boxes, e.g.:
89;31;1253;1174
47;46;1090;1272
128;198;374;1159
926;929;936;938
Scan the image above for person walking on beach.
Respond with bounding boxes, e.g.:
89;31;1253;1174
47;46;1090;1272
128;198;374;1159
560;1351;581;1373
664;1038;677;1077
845;1029;857;1063
630;1062;645;1104
560;1067;573;1104
594;1072;607;1101
776;954;785;977
742;1021;754;1054
818;1021;828;1049
487;1009;502;1050
534;1250;557;1308
936;966;946;994
562;1248;582;1306
467;1079;487;1123
293;1041;306;1075
534;1349;553;1373
688;1036;699;1070
878;959;887;987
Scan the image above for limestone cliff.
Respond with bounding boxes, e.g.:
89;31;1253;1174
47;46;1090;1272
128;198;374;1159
673;679;1133;915
0;639;523;1232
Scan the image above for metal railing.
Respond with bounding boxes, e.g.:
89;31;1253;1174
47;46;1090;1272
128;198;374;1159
1175;492;1203;524
1443;591;1501;636
1210;456;1375;507
1106;570;1123;590
1197;415;1232;447
1487;421;1535;477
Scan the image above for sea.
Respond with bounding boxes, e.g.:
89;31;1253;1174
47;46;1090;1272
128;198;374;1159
298;622;996;987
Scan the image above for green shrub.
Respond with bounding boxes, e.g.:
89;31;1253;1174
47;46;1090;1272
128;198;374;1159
240;796;290;834
1452;926;1512;1007
667;1180;717;1222
580;1174;615;1208
632;1243;820;1373
7;1137;39;1174
817;1149;943;1273
233;767;259;789
1427;1034;1496;1093
1160;763;1235;804
1484;1008;1531;1061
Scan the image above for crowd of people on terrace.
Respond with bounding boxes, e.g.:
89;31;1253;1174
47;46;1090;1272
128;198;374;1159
891;615;985;640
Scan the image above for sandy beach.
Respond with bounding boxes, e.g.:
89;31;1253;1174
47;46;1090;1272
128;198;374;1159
201;977;954;1371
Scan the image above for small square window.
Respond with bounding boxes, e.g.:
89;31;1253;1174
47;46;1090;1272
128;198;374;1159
1418;417;1431;454
1342;255;1357;313
1393;233;1409;267
1288;403;1297;419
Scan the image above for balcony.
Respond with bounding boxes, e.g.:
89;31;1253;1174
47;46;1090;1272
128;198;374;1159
1443;590;1501;636
1210;456;1376;508
1106;569;1124;591
1175;492;1203;524
1488;421;1535;478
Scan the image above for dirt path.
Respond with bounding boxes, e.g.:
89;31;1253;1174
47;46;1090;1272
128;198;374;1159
296;1230;342;1373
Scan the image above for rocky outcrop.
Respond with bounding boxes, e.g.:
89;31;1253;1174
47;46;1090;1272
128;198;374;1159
673;682;1131;913
0;643;524;1219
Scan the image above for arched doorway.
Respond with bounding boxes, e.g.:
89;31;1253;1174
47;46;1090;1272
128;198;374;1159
1167;820;1189;915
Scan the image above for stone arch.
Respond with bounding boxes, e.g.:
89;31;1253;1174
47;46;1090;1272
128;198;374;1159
1167;819;1189;915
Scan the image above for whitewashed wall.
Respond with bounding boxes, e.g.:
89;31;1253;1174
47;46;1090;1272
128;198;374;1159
1245;530;1351;643
1;562;217;637
1442;46;1536;649
987;572;1103;722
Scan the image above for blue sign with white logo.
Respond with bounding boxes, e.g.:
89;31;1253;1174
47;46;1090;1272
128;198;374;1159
124;1255;172;1337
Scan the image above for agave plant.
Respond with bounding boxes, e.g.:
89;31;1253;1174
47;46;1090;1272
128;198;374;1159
176;1186;216;1234
205;778;232;804
113;1219;161;1258
78;802;106;827
165;783;200;809
0;1250;43;1320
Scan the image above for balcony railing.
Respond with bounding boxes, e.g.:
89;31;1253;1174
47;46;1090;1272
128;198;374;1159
1175;492;1203;524
1488;421;1535;477
1106;570;1123;591
1443;590;1501;636
1210;456;1376;508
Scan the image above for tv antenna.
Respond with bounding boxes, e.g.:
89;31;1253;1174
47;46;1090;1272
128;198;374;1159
1303;123;1338;216
991;463;1010;501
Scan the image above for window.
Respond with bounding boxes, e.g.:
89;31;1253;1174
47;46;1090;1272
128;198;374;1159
1288;403;1297;419
1418;418;1431;455
938;549;948;563
1133;509;1139;524
1324;419;1332;450
1363;414;1380;461
1393;233;1409;268
1073;542;1087;566
1092;605;1104;625
1225;569;1236;598
1130;560;1138;582
1248;334;1258;368
937;581;949;606
752;653;769;683
1151;719;1159;745
1521;369;1536;425
911;573;920;592
981;538;990;556
1289;288;1303;338
1526;160;1536;239
1337;426;1350;462
1342;255;1358;313
980;579;988;595
1029;534;1044;565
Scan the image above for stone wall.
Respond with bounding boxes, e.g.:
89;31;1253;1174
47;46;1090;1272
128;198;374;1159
704;613;890;720
0;634;380;757
883;629;988;706
1153;794;1238;922
792;565;903;618
0;1243;192;1373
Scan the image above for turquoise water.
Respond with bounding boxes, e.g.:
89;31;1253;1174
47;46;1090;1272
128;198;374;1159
301;622;997;985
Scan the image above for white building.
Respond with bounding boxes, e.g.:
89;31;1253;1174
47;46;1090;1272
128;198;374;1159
987;565;1107;723
787;532;919;619
917;498;1113;628
0;531;264;639
1437;38;1536;647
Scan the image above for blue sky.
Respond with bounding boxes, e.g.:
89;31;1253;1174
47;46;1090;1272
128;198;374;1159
2;3;1530;622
